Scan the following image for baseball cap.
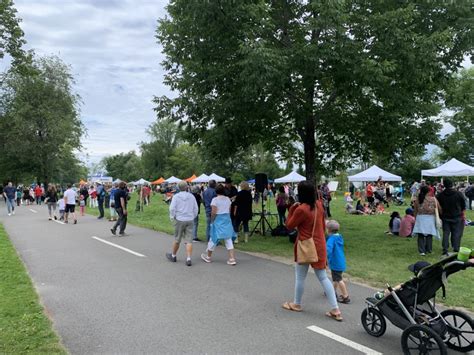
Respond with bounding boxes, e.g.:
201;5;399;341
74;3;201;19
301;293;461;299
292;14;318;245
408;261;431;275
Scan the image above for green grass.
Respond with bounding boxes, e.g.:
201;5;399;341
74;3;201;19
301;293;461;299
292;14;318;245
0;224;66;354
89;193;474;310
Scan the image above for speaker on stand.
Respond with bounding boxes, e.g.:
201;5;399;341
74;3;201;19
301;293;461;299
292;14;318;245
251;173;273;236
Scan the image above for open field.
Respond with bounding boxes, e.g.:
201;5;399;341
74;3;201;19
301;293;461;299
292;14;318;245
88;192;474;310
0;224;66;354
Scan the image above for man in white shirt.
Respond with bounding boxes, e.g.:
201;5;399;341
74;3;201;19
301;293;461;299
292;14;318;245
63;183;78;224
166;181;198;266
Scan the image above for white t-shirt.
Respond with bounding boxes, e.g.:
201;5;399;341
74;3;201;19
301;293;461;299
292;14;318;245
211;195;231;214
64;189;76;205
58;198;65;210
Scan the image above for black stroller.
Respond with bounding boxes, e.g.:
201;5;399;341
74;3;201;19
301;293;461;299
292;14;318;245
361;254;474;354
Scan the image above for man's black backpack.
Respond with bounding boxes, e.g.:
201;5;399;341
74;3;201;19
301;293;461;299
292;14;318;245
466;186;474;198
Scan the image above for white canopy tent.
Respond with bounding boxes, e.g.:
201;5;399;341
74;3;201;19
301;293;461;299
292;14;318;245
133;178;150;185
348;165;401;182
208;173;225;182
112;178;122;184
274;171;306;183
421;158;474;177
192;173;209;183
165;176;182;183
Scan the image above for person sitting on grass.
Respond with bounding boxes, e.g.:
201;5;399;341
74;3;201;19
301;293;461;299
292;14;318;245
326;220;350;304
399;208;415;238
386;211;401;235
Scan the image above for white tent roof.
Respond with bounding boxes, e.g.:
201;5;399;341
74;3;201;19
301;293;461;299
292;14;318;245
421;158;474;177
112;178;122;184
274;171;306;183
165;176;182;183
133;178;150;185
208;173;225;182
192;173;209;183
348;165;401;182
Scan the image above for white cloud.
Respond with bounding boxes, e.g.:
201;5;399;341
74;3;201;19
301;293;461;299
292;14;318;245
13;0;171;166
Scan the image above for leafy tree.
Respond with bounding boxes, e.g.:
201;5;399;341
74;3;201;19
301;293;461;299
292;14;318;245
438;68;474;165
0;0;26;67
0;55;84;184
102;151;143;182
156;0;472;182
140;118;180;178
166;143;204;178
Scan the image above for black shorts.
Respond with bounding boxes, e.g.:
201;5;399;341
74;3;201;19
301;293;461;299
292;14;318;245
65;204;75;213
331;270;343;282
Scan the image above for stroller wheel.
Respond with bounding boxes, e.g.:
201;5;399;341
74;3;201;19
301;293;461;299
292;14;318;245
441;309;474;352
361;308;386;337
401;324;447;355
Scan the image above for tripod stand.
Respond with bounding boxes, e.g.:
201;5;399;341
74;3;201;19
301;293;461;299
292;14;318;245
250;192;273;237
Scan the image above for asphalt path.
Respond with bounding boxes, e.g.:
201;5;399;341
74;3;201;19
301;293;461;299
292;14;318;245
0;204;468;354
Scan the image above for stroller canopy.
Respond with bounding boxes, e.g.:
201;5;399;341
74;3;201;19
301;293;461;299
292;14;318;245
348;165;402;182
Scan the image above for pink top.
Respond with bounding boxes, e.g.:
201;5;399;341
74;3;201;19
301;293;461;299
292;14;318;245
399;215;415;237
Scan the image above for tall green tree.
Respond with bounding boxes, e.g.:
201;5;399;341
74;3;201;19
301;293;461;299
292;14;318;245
0;55;84;184
156;0;472;182
438;68;474;165
0;0;26;67
102;151;143;182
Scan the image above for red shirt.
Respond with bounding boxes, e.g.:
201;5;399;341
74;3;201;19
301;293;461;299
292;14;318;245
366;185;374;197
399;215;415;237
34;186;42;196
286;201;326;270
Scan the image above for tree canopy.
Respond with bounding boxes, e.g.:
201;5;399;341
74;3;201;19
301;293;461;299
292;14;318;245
0;0;27;68
156;0;473;182
0;55;85;184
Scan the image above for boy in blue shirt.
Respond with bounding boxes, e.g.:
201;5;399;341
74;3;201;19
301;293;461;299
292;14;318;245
326;220;350;304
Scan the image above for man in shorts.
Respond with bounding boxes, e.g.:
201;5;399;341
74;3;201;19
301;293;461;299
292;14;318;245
166;181;198;266
64;183;77;224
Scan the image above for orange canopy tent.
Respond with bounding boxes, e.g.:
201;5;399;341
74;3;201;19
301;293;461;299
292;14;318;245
185;174;197;182
151;177;165;185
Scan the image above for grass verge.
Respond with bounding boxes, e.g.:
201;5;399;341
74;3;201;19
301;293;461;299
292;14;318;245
0;224;66;354
88;193;474;310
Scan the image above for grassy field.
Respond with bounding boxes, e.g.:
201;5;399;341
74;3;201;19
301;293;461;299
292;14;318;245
0;224;66;354
88;192;474;310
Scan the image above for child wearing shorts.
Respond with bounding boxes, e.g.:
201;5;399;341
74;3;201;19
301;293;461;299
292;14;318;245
58;197;65;221
79;195;86;216
326;220;350;304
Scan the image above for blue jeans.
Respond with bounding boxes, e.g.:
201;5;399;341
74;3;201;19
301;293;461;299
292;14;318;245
294;264;338;310
193;215;199;239
206;212;211;241
6;198;15;213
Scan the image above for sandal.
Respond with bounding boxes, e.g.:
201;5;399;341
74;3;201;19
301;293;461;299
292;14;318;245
338;295;351;304
282;302;302;312
326;311;343;322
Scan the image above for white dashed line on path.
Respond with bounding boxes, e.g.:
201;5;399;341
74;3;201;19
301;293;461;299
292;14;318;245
29;209;38;213
52;219;65;225
92;236;146;258
307;325;383;355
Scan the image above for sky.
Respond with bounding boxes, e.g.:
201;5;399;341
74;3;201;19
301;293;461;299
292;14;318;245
11;0;170;166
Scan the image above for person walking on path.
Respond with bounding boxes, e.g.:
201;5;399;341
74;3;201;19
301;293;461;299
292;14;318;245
3;182;16;216
191;185;202;242
412;186;441;256
110;182;129;236
437;179;466;256
233;181;253;243
45;184;59;220
108;183;118;222
96;182;105;219
63;184;78;224
326;220;350;304
281;181;342;321
166;181;198;266
34;185;43;205
202;179;217;241
201;184;237;265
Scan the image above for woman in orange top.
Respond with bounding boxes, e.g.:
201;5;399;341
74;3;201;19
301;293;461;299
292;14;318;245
282;181;342;321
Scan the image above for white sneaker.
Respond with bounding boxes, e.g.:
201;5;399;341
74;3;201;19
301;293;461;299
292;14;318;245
12;211;15;215
8;213;11;216
201;253;212;263
227;259;237;266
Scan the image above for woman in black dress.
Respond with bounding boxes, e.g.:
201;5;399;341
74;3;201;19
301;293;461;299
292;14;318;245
233;181;253;243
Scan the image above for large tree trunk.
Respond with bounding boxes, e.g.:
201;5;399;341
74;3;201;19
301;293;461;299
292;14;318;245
303;114;316;183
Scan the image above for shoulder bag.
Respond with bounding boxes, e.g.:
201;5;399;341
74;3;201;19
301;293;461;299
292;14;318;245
296;203;319;264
